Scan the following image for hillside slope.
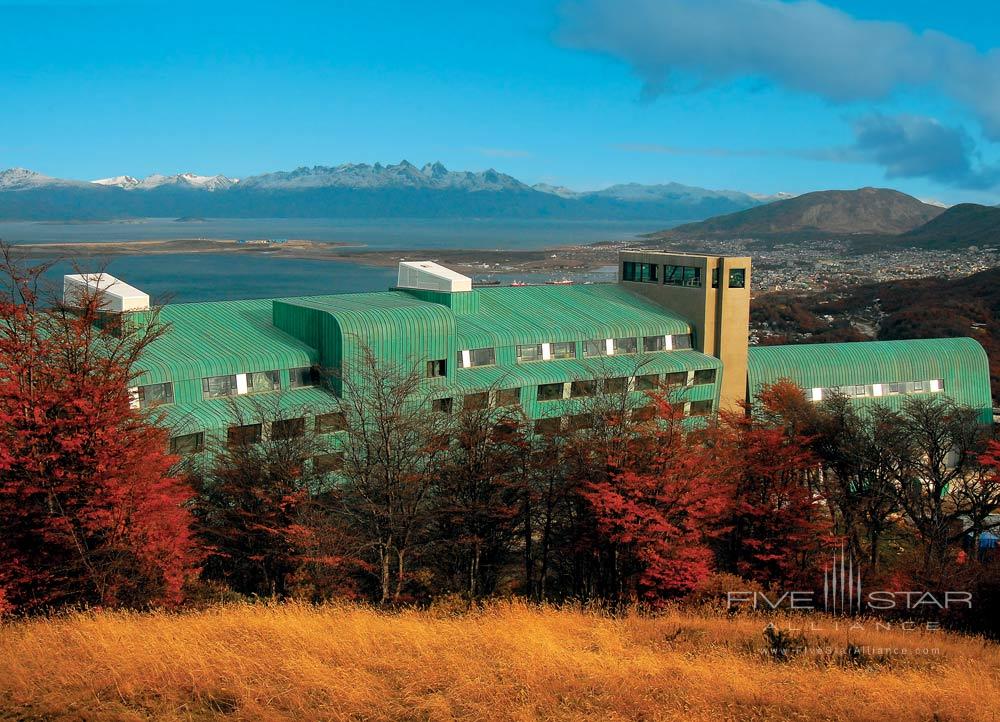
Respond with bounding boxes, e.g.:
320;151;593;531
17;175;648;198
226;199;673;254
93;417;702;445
656;187;944;239
899;203;1000;248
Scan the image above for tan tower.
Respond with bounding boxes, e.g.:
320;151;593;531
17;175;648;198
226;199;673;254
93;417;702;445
618;251;751;412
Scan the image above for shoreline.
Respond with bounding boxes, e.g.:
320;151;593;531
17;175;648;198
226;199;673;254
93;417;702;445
11;237;625;275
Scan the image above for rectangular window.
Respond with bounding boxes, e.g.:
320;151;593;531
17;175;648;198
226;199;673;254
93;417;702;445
432;397;453;414
693;369;717;385
567;413;594;431
496;388;521;406
227;423;262;447
466;347;496;367
537;383;565;402
570;380;596;398
534;417;562;435
613;337;637;355
271;417;305;440
583;339;608;357
289;366;319;388
663;265;703;287
426;359;447;378
728;268;747;289
464;392;489;410
313;452;345;474
622;261;637;281
665;371;688;387
636;374;660;391
516;344;543;363
625;262;658;283
549;341;576;360
169;431;204;455
712;268;719;289
643;335;666;352
202;374;238;399
137;382;174;408
690;400;713;416
315;412;347;433
670;334;693;350
247;370;281;393
604;377;628;394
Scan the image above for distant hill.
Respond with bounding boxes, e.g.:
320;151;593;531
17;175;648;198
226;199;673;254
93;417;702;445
0;163;772;222
654;187;944;240
898;203;1000;248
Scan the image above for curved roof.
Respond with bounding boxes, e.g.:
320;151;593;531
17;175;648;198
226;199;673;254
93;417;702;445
747;337;992;415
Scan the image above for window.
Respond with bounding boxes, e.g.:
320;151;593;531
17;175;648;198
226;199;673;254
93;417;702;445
467;347;496;367
712;268;719;289
663;265;702;288
137;382;173;408
537;383;564;401
567;413;594;431
604;377;628;394
623;261;658;282
427;359;447;378
632;405;656;422
516;344;543;363
227;423;262;447
496;388;521;406
534;417;562;435
570;380;596;398
613;337;637;355
670;334;693;350
550;341;576;360
622;261;637;281
432;397;453;413
636;374;660;391
583;339;608;357
728;268;746;289
315;412;347;433
643;335;666;352
248;370;281;393
665;371;688;387
690;400;713;416
693;369;717;385
670;402;687;417
464;392;489;410
290;366;320;388
271;417;305;440
169;432;203;455
314;452;345;474
202;374;238;399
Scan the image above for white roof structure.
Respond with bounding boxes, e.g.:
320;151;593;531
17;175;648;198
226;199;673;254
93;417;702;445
396;261;472;293
63;273;150;312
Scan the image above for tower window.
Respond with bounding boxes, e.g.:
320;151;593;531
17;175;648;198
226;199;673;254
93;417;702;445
728;268;746;288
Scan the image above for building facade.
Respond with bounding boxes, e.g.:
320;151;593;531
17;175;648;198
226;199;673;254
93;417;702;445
68;251;993;454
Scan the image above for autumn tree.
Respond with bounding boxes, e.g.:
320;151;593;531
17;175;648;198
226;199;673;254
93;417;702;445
0;243;198;612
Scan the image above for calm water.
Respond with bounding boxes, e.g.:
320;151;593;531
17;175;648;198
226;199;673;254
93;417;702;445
0;217;671;250
14;218;640;302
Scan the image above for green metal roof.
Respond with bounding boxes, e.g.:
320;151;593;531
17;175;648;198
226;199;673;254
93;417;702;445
157;386;342;436
747;338;993;418
454;284;690;348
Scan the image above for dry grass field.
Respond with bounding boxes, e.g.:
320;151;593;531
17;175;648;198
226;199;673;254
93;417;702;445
1;601;997;721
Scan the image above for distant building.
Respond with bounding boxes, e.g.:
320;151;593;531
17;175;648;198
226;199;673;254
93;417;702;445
66;251;994;456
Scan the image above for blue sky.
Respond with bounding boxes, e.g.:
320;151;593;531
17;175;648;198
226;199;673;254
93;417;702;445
2;0;999;203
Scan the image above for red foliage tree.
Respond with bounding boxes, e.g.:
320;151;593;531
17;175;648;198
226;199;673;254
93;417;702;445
0;246;198;612
712;408;833;586
582;396;729;601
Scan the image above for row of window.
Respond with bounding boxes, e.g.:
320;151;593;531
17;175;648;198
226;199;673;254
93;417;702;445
511;335;693;365
168;411;348;454
430;369;717;413
622;261;746;289
807;379;944;402
132;367;321;409
533;400;714;435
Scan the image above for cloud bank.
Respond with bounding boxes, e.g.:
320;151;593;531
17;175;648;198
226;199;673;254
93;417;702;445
559;0;1000;140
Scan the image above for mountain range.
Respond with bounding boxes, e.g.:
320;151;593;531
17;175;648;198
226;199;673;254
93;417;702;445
0;162;784;222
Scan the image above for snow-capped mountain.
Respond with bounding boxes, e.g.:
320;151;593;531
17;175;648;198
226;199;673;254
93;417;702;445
237;161;527;192
91;173;237;191
0;167;89;191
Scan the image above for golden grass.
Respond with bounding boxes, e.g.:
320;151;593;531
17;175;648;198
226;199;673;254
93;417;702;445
1;601;997;721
